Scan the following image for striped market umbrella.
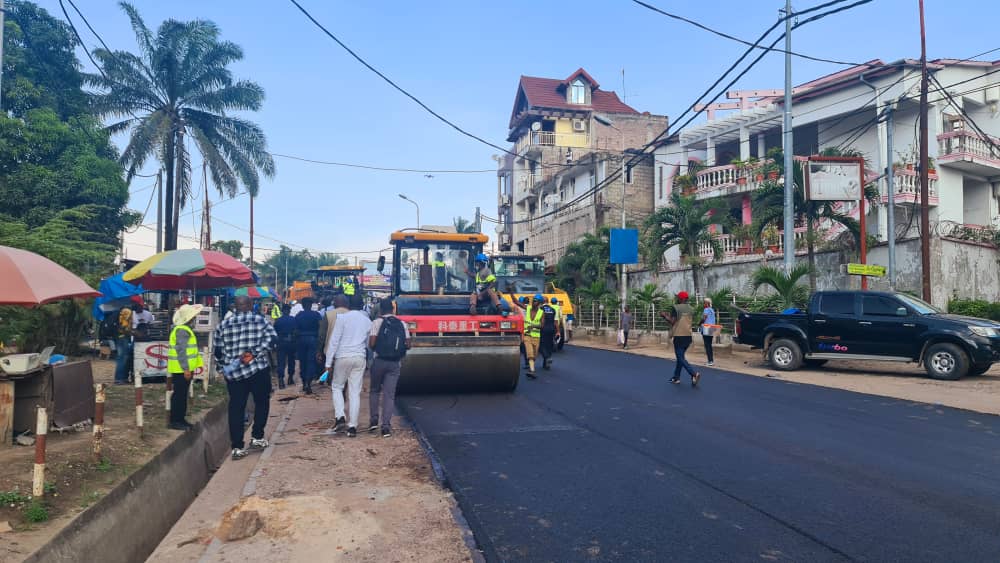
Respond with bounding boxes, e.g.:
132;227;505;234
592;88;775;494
231;285;274;299
122;249;255;290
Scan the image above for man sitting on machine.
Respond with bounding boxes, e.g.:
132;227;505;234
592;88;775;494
469;253;506;316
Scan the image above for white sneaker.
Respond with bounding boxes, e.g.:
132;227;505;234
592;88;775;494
707;361;714;366
231;448;248;460
249;438;269;450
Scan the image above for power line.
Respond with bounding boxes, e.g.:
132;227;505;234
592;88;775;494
630;0;867;66
271;153;494;173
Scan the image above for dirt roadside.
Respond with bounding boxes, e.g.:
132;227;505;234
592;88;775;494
148;380;472;562
571;337;1000;416
0;360;225;562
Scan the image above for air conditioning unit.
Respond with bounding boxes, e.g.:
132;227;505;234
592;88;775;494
573;119;586;132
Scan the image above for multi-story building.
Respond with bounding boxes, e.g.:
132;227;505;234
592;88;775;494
495;69;668;264
651;58;1000;305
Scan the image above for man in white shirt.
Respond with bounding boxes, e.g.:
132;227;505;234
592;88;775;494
289;300;303;317
132;304;155;329
324;295;372;437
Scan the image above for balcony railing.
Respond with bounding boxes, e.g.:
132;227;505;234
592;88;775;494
938;129;1000;168
697;227;807;260
515;131;590;154
885;168;938;205
694;159;777;200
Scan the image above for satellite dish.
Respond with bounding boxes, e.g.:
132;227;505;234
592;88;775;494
531;122;542;132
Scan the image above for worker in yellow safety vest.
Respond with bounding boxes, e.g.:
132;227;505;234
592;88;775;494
510;293;544;378
342;278;356;296
432;252;448;291
270;302;281;322
168;304;205;430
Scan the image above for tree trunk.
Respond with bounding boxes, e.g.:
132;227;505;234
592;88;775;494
171;129;184;251
688;242;701;296
807;207;817;291
163;127;176;251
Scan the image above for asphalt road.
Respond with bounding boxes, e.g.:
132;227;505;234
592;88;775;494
397;344;1000;563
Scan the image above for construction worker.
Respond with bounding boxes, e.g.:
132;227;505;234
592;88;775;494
343;277;356;296
550;297;564;350
538;298;558;369
432;252;447;291
511;293;544;378
270;301;281;322
167;304;205;430
469;253;504;315
518;296;529;368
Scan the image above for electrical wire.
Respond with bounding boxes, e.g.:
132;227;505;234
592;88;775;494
930;74;1000;158
630;0;868;66
271;153;494;173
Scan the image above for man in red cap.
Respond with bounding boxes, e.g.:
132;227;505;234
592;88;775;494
660;291;700;387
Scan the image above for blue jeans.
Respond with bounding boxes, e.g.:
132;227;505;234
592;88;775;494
115;336;132;383
297;335;318;387
673;336;696;379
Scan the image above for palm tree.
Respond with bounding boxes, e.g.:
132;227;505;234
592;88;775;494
87;3;275;250
453;216;478;233
641;192;726;296
751;148;878;290
751;264;811;310
577;280;612;328
631;283;669;332
557;227;613;294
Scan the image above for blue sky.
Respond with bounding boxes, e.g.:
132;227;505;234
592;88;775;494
33;0;997;262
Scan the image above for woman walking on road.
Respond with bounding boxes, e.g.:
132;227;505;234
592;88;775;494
660;291;700;387
700;297;716;366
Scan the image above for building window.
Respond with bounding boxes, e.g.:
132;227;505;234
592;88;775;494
569;177;576;198
570;79;586;104
625;164;634;185
598;161;607;183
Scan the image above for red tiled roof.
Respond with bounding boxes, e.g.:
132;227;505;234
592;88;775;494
509;69;638;129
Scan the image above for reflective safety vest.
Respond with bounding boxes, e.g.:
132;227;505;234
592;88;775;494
432;260;446;268
523;306;544;338
343;281;355;296
552;304;563;324
475;272;496;293
270;304;280;320
167;325;203;373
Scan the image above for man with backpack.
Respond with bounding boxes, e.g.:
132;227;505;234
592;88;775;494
367;297;410;437
537;298;558;370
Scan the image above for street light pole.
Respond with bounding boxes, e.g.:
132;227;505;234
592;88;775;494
268;265;278;291
594;114;628;310
399;194;420;229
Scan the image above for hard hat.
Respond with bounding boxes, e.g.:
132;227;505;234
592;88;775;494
550;297;558;304
475;253;489;262
518;296;527;303
533;293;544;302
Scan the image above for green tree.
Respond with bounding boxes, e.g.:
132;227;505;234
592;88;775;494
751;264;811;310
211;239;243;260
557;227;613;295
453;216;478;233
751;148;879;290
641;192;726;296
88;2;275;251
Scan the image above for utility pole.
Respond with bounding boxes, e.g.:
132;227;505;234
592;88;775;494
782;0;795;274
0;0;6;111
155;170;163;254
918;0;931;301
199;161;210;250
249;196;255;269
886;104;896;288
474;206;481;233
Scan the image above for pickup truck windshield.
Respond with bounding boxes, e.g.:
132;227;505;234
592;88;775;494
896;293;941;315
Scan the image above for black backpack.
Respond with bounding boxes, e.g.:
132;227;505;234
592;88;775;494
541;305;557;330
374;316;407;361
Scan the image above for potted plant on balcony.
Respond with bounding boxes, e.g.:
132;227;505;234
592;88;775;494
731;157;749;185
730;224;754;255
761;224;780;253
927;156;936;175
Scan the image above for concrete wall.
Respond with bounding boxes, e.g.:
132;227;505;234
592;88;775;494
626;236;999;308
25;401;230;563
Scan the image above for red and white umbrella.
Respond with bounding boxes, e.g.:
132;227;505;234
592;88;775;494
0;245;101;306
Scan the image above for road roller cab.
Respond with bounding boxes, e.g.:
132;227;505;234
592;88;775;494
386;231;523;393
493;253;574;344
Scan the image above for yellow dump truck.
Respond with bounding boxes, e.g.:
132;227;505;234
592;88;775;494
493;253;574;346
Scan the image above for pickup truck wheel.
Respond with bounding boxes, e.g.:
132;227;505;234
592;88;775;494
768;338;803;371
923;343;969;380
804;359;828;368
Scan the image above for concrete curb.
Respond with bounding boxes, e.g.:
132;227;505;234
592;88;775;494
397;402;488;563
23;400;230;563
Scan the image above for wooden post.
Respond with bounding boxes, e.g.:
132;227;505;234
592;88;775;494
0;380;13;447
134;373;144;437
33;407;47;497
93;384;105;462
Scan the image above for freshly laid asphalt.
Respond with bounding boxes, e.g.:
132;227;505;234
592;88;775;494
397;344;1000;563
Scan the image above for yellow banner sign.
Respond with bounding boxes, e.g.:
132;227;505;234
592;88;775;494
847;263;886;277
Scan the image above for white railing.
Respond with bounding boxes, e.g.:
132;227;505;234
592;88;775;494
515;132;590;154
938;130;1000;165
694;159;776;199
886;168;938;204
697;227;807;260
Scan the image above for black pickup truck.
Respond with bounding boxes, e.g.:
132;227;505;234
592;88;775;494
736;291;1000;380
